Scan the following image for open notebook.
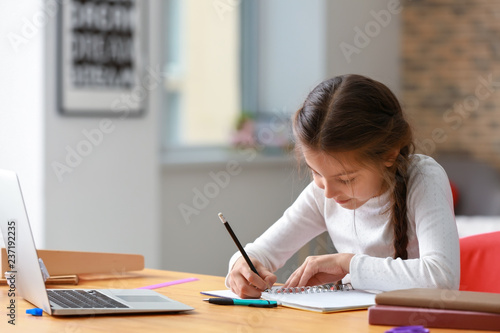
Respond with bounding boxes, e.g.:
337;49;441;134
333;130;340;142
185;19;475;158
202;283;377;313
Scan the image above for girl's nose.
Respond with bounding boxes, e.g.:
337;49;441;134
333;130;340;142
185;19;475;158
323;182;339;199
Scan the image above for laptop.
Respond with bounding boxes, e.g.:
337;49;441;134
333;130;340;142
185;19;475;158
0;169;194;315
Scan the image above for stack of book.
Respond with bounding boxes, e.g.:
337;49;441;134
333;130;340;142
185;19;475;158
368;288;500;331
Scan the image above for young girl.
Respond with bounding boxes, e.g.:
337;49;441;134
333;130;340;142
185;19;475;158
226;74;460;299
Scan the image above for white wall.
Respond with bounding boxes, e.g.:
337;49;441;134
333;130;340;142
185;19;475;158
161;157;310;279
326;0;401;96
42;1;163;268
257;0;401;112
0;0;162;267
258;0;327;113
0;1;45;247
0;1;163;267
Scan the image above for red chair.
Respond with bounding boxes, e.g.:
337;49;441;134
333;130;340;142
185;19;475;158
459;231;500;293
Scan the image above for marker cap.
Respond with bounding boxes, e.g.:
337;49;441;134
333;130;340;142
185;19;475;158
26;308;43;316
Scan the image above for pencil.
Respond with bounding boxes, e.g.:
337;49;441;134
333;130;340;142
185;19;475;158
218;213;260;276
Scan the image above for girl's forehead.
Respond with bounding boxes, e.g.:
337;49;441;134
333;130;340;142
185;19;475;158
303;150;360;172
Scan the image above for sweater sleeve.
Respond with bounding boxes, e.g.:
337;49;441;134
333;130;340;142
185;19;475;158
226;182;327;287
350;157;460;291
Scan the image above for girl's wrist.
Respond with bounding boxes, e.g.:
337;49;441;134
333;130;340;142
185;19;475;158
341;253;355;274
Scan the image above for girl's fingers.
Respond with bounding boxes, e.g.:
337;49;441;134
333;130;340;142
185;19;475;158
231;272;262;298
229;257;276;298
284;263;306;287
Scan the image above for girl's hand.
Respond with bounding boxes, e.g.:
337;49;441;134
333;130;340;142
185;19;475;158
284;253;355;288
228;257;277;299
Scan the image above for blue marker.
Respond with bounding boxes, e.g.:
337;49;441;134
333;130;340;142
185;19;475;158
205;298;278;308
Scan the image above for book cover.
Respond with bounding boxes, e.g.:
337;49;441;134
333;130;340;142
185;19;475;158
375;288;500;314
368;305;500;331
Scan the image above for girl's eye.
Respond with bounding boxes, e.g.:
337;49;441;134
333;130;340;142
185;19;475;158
338;178;355;184
311;170;321;176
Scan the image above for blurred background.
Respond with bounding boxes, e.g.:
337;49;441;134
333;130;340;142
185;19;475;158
1;0;500;281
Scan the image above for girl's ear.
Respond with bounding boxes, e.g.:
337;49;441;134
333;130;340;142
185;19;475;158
384;149;400;167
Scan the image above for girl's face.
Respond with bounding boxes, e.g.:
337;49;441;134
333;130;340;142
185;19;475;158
303;150;390;210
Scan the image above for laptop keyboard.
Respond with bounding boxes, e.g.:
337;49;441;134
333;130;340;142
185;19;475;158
47;290;130;309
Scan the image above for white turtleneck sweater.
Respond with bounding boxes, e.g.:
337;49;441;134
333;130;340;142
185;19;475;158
227;154;460;291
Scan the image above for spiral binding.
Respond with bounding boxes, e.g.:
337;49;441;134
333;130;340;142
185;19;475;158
266;282;353;294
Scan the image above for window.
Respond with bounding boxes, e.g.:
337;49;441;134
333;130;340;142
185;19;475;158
162;0;327;153
162;0;240;148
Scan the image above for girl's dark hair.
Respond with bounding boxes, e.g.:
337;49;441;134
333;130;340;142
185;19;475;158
293;74;414;259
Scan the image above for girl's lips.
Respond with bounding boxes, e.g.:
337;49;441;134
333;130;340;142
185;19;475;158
335;198;351;204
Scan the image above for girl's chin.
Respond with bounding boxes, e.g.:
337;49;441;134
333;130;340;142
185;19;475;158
335;198;368;210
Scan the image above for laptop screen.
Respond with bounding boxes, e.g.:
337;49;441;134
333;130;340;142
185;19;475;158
0;169;52;314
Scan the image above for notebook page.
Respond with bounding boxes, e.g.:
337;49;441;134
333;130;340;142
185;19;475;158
261;287;376;312
200;289;242;299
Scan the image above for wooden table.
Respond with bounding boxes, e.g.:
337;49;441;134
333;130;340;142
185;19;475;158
0;269;495;332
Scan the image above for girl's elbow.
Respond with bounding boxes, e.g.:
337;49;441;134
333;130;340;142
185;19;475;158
432;275;460;290
444;271;460;290
419;257;460;290
428;263;460;290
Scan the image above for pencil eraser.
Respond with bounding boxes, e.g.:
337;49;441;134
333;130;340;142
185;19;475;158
26;308;43;316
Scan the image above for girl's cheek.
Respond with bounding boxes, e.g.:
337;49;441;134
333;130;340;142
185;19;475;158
313;176;324;190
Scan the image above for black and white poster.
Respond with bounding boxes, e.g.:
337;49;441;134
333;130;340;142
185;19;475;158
58;0;147;116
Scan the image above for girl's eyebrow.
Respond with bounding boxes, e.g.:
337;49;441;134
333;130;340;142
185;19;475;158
305;163;358;177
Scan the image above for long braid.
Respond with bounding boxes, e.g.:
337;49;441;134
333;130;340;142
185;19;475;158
390;150;411;259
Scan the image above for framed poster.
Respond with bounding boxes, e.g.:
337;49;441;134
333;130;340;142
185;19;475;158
58;0;148;116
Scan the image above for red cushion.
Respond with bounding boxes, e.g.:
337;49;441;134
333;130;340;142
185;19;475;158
459;231;500;293
449;181;459;210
